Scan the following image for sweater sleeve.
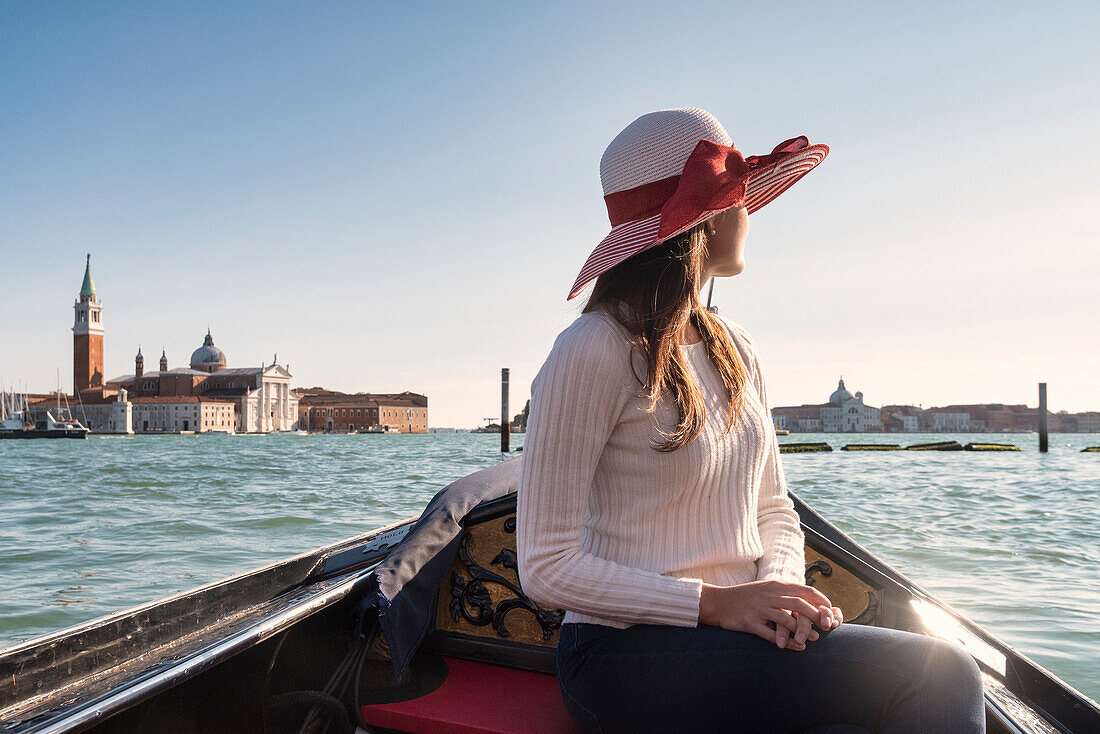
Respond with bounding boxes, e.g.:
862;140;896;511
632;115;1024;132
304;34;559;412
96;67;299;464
516;317;704;627
746;338;807;584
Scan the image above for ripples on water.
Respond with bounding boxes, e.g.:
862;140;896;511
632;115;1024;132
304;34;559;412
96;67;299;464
1;432;1097;701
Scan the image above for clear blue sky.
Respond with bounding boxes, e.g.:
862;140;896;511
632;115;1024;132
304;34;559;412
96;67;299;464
2;2;1097;427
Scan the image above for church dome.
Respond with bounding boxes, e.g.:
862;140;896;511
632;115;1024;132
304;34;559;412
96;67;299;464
190;330;227;373
829;378;853;405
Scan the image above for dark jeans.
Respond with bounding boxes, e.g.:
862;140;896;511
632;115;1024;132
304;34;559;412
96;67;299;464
557;622;985;734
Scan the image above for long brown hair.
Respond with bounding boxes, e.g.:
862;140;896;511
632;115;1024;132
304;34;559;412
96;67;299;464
582;224;749;452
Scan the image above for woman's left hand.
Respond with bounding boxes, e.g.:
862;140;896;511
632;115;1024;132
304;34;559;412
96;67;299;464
776;605;843;650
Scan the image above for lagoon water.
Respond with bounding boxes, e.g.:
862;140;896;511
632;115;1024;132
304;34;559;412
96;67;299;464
1;432;1098;701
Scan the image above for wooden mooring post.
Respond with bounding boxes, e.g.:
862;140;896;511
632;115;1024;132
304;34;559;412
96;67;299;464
501;368;510;453
1038;382;1048;453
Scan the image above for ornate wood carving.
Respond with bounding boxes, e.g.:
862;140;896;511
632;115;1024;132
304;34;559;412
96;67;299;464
805;560;833;586
804;550;880;626
436;515;564;647
849;591;879;625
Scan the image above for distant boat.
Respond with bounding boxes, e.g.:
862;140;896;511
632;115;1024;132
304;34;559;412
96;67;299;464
776;428;790;435
0;389;89;440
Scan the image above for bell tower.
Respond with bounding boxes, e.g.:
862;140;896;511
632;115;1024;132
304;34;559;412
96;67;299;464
73;254;104;392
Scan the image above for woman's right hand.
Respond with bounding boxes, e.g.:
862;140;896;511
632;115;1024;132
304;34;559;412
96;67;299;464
698;581;840;650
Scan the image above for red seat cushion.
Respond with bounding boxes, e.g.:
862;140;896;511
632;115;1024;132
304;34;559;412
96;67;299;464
360;657;582;734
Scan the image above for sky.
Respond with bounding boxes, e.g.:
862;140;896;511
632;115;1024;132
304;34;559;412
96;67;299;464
1;2;1097;428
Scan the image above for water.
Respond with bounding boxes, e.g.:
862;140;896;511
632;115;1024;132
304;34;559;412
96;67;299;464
1;432;1098;701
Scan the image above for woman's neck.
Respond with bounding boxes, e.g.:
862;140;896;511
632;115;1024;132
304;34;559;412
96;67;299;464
681;318;702;345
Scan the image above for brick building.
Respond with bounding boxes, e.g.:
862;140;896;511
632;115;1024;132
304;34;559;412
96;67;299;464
297;388;428;433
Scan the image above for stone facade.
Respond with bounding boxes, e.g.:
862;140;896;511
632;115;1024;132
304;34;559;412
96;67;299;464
772;378;882;433
131;396;235;433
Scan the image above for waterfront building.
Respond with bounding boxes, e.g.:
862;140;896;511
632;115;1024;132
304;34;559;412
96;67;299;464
933;412;971;432
928;404;1030;432
107;333;299;433
797;417;823;432
772;378;882;433
879;405;923;432
875;411;919;433
297;388;428;433
1078;413;1100;432
876;404;1100;433
771;404;823;432
131;396;235;433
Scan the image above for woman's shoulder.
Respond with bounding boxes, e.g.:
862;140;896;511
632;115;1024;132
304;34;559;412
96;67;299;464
551;310;631;356
539;310;635;379
710;313;759;362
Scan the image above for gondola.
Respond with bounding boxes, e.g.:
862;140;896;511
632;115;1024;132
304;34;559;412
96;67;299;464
2;458;1097;734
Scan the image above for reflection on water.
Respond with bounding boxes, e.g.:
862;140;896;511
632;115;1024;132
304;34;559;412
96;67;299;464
1;431;1097;701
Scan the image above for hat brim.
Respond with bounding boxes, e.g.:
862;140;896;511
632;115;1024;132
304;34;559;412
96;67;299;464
567;143;828;301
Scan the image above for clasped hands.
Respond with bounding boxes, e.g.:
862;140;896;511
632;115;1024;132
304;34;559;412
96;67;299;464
698;580;843;651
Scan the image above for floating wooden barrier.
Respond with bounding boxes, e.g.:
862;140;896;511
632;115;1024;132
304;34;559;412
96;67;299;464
905;441;964;451
1082;446;1100;453
780;442;833;454
841;444;902;451
964;442;1021;451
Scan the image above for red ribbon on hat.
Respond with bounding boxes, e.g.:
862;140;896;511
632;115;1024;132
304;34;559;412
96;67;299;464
603;136;813;239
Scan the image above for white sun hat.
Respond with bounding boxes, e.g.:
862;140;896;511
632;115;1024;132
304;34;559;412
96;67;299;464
568;107;828;300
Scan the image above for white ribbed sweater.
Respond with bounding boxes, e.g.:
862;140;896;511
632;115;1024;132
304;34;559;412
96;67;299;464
516;310;805;629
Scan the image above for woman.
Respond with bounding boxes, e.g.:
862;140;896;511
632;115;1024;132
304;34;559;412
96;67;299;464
516;108;984;733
